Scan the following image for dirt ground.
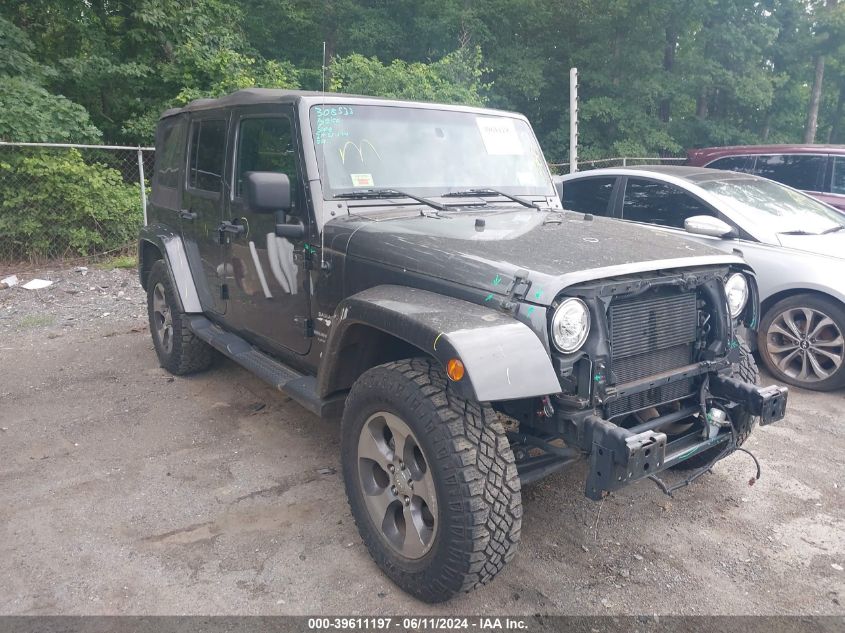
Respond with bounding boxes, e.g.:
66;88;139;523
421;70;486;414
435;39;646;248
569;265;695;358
0;267;844;615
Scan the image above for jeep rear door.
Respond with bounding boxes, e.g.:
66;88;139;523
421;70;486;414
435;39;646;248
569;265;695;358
182;115;230;315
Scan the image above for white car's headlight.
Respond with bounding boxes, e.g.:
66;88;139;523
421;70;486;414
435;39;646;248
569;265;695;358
725;273;749;318
551;298;591;353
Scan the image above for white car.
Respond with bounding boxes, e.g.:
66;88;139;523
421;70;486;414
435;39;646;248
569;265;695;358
555;166;845;391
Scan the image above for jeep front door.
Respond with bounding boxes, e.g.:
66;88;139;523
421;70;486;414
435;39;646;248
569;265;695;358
182;116;229;315
224;109;311;356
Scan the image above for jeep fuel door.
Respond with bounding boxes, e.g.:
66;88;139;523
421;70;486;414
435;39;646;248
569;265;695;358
223;107;312;356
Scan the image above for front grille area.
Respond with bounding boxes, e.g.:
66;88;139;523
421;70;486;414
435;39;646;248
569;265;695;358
609;292;698;359
612;344;692;383
606;291;698;417
605;379;693;418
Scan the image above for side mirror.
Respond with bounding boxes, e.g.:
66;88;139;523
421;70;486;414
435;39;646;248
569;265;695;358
684;215;737;239
245;172;291;214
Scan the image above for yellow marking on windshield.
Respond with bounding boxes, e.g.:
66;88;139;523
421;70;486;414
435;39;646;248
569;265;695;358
339;140;382;164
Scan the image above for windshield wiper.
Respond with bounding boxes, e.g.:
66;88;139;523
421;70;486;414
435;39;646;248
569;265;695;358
779;229;819;236
441;188;541;210
334;188;448;212
822;225;845;234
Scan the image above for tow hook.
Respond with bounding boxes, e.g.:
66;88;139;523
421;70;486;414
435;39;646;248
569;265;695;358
706;407;730;439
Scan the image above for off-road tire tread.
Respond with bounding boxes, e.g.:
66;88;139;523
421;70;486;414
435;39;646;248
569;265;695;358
341;358;522;603
147;260;214;375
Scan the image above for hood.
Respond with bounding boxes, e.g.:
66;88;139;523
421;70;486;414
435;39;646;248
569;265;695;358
776;231;845;259
344;209;743;305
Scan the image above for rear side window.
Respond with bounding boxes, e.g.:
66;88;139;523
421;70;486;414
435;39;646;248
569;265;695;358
831;156;845;195
622;178;716;228
753;154;826;191
154;118;185;190
706;155;755;173
188;119;227;193
560;177;616;215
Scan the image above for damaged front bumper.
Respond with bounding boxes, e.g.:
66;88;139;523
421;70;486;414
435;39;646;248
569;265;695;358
583;375;788;500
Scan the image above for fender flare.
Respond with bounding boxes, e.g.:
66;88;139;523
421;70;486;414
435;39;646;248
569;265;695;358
138;224;203;313
318;285;561;403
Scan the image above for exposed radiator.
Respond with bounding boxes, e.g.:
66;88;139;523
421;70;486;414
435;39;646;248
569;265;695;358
606;291;698;417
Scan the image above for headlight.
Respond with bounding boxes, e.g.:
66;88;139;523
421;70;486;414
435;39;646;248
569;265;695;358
551;298;591;353
725;273;749;318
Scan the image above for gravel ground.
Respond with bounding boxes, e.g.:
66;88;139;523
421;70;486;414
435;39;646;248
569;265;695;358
0;265;145;333
0;265;843;615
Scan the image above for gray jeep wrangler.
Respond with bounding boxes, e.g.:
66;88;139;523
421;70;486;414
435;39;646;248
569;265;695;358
138;89;788;602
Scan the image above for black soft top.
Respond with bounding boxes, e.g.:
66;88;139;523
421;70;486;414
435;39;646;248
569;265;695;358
160;89;338;119
159;88;516;120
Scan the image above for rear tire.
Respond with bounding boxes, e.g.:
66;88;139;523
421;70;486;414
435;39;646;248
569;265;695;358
757;293;845;391
671;338;758;471
146;259;215;375
341;358;522;603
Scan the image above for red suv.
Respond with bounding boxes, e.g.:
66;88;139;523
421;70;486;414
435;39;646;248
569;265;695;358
686;144;845;212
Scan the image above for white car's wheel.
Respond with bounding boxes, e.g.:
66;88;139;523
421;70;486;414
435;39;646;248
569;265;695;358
758;294;845;391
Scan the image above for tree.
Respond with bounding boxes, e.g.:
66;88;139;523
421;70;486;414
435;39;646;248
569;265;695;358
0;17;100;142
804;0;841;142
330;46;486;105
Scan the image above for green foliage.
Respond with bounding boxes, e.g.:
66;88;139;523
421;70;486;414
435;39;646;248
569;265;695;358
0;16;101;142
0;15;52;80
330;46;487;105
0;150;141;258
173;50;300;104
5;0;845;154
0;77;102;142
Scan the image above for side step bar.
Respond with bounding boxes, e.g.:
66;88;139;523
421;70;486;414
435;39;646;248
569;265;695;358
186;316;345;420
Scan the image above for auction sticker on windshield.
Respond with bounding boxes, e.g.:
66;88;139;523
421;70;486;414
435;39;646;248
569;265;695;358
351;173;374;187
476;116;524;155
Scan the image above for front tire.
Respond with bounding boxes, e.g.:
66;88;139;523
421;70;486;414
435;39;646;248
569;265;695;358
341;358;522;603
758;293;845;391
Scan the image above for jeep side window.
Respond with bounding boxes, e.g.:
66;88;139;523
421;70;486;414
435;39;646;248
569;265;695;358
187;119;227;193
561;177;615;215
622;178;715;228
154;119;185;190
151;118;185;209
706;155;755;173
235;117;298;201
752;154;826;191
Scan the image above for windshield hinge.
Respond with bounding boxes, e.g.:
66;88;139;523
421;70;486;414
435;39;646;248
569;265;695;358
508;269;531;302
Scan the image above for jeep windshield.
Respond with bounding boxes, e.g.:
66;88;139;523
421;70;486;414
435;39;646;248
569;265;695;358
308;104;554;201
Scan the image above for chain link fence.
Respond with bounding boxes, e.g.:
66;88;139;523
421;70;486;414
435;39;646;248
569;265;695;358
0;142;153;266
548;156;687;175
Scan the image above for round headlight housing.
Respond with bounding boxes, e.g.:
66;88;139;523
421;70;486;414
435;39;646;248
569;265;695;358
725;273;749;318
551;298;591;353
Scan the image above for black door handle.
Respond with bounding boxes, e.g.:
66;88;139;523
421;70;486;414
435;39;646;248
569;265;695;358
180;210;197;220
218;221;245;235
218;221;245;244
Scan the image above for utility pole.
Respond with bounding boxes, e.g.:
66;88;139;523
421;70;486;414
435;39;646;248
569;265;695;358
570;67;578;173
